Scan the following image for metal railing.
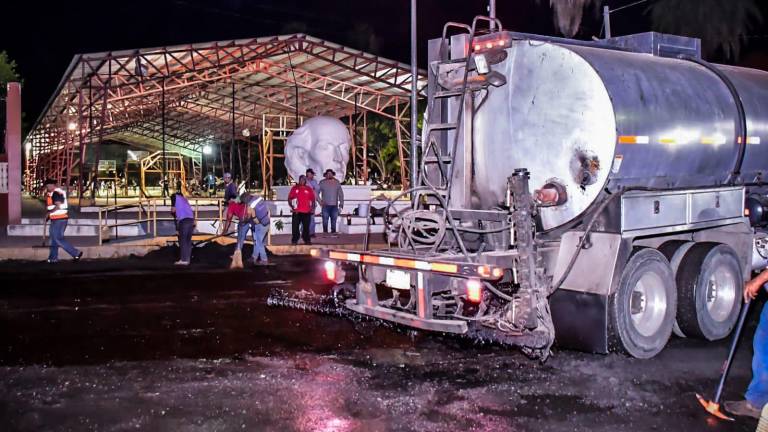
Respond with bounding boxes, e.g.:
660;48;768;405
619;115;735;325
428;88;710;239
97;197;226;245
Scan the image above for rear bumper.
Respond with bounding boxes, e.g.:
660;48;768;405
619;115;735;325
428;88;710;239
345;300;468;334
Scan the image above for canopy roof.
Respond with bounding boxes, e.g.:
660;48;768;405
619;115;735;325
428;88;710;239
25;33;426;160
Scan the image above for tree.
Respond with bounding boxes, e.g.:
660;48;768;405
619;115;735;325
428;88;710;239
646;0;762;60
364;115;401;188
0;51;21;97
537;0;601;37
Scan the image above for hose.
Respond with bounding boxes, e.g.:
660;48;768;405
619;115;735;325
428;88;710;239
550;189;624;292
550;185;672;292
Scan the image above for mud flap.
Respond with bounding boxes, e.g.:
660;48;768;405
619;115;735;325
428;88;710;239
550;289;608;354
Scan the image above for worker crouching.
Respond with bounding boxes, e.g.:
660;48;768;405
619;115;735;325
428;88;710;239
236;192;271;265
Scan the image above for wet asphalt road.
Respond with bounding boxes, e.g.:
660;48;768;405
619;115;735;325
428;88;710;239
0;245;763;431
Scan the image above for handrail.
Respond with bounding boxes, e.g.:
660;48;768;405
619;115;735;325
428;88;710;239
97;197;226;245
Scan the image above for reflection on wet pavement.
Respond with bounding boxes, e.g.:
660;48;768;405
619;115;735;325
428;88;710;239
0;252;762;431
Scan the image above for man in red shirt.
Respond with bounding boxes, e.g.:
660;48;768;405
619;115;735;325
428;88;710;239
288;175;315;245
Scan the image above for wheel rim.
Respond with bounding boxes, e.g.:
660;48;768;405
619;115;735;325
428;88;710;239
630;272;668;337
706;264;737;322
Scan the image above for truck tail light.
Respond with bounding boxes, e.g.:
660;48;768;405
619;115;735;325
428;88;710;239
466;279;483;303
324;261;336;281
324;261;346;284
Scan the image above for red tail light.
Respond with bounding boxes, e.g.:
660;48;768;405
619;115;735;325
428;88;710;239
466;279;483;303
324;261;336;281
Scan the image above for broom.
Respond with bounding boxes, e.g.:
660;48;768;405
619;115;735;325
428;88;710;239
228;202;255;270
230;249;243;269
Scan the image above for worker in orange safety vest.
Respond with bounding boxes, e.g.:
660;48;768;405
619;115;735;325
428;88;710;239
44;179;83;263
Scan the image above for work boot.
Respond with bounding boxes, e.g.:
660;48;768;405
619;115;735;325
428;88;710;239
724;400;761;419
73;251;83;262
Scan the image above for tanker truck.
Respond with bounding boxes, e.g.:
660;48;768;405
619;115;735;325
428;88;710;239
306;17;768;360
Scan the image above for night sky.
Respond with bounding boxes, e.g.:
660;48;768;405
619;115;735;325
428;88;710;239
2;0;768;123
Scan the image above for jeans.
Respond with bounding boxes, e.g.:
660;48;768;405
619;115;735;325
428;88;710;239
177;218;195;262
48;219;80;261
309;208;316;235
292;212;311;244
746;301;768;407
322;205;339;233
237;221;269;261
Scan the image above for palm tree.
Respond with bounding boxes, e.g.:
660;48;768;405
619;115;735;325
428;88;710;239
646;0;762;60
537;0;601;37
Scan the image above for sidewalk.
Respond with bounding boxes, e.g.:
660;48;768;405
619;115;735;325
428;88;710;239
0;230;387;261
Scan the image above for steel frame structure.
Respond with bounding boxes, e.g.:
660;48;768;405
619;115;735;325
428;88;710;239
25;34;426;198
139;150;188;197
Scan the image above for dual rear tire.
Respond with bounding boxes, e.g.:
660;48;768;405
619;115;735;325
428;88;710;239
663;242;742;341
609;243;743;358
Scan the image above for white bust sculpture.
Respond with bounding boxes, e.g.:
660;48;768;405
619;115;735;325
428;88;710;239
284;116;351;183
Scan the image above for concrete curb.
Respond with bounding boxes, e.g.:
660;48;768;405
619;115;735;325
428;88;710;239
0;237;385;261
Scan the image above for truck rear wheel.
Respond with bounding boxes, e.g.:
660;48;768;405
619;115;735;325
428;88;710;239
675;243;742;341
609;248;676;359
658;241;696;337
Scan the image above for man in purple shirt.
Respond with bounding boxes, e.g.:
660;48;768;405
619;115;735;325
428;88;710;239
171;191;195;266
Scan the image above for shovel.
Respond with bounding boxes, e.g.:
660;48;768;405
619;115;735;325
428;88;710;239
696;300;752;421
41;217;49;247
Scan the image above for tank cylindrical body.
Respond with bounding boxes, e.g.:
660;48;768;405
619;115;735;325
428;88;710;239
471;39;768;229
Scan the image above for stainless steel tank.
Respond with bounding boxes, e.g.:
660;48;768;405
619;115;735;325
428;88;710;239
469;34;768;230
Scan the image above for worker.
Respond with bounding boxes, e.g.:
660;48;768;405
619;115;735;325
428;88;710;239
204;172;216;197
221;172;240;235
305;168;319;237
318;168;344;235
170;190;195;266
237;192;271;265
223;172;238;203
288;174;315;245
43;179;83;264
725;269;768;419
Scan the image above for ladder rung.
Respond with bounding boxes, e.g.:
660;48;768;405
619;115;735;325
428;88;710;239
417;188;449;197
427;122;457;131
440;58;467;65
423;156;452;164
433;90;464;98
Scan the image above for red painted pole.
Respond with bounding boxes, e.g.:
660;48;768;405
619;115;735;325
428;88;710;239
5;82;22;225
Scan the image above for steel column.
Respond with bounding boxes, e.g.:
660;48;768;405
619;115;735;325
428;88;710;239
4;82;22;225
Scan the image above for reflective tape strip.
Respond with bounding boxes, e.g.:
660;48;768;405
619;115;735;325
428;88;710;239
326;251;462;274
701;135;727;145
618;135;649;144
432;262;458;273
378;257;395;266
394;258;413;268
658;137;676;144
415;261;431;271
734;136;760;145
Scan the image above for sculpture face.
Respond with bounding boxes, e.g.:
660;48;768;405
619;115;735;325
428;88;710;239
285;116;350;183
